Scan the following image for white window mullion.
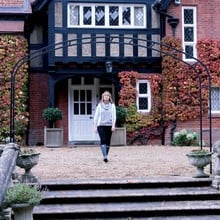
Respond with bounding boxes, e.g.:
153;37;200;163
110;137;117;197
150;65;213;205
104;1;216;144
105;5;109;27
79;5;83;26
91;5;95;27
130;6;134;27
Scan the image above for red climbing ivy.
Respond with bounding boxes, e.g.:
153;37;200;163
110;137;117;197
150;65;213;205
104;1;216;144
118;36;220;145
0;34;29;143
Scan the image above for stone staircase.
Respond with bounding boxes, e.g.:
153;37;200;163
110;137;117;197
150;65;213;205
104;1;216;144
33;177;220;219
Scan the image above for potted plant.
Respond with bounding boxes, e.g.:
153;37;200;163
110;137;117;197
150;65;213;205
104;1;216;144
111;106;127;146
42;107;62;128
3;183;42;220
42;107;63;147
16;148;40;183
186;149;213;178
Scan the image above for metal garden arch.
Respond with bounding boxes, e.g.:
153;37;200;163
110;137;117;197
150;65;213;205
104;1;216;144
10;36;212;152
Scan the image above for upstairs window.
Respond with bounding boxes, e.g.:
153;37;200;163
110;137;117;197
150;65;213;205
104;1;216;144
136;80;151;112
182;7;197;61
68;3;146;28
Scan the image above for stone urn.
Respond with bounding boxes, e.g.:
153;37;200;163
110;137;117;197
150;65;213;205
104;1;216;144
11;204;34;220
186;149;213;178
16;149;40;183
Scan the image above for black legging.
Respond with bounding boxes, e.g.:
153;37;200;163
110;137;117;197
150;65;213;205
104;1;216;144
97;126;112;146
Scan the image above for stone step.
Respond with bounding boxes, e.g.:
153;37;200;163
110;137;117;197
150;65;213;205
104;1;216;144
40;186;220;204
39;177;212;190
32;177;220;219
33;199;220;219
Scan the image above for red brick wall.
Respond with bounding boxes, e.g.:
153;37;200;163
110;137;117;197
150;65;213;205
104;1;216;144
55;80;68;145
28;73;49;145
167;0;220;40
28;74;69;146
164;0;220;147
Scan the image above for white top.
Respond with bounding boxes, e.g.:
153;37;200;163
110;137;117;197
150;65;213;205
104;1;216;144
94;102;116;127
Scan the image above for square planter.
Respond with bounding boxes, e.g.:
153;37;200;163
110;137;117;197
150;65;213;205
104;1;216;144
44;126;63;147
111;127;127;146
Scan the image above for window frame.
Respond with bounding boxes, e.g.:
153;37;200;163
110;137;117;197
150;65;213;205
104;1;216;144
136;80;151;113
182;6;197;61
211;87;220;114
67;3;146;29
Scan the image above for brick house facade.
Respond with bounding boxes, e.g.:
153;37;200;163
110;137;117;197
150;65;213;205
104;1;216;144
1;0;220;147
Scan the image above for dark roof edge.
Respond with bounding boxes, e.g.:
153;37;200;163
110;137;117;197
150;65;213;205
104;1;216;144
153;0;172;12
32;0;50;11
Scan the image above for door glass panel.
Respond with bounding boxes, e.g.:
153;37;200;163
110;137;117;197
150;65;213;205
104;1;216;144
80;103;85;114
80;90;85;101
87;103;92;114
74;103;79;114
74;90;79;101
84;77;94;85
87;90;92;101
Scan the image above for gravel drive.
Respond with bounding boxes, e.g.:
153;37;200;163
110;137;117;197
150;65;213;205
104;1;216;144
15;145;214;181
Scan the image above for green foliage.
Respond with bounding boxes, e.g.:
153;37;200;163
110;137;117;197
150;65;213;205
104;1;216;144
116;106;127;127
188;149;211;156
173;129;199;146
0;34;29;143
4;183;41;207
43;107;62;128
18;148;39;156
42;107;62;122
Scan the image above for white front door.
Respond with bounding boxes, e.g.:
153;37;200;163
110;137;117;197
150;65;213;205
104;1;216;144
69;84;99;142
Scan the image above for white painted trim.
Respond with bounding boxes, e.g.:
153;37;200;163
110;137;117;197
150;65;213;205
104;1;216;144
182;6;197;61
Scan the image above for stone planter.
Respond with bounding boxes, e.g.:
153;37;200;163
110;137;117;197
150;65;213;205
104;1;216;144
111;127;126;146
16;153;40;183
186;150;213;178
44;126;63;147
11;204;34;220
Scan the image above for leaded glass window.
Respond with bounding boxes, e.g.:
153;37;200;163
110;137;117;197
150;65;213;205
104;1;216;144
122;7;131;25
83;7;92;25
95;6;105;26
136;80;151;112
109;6;119;26
68;3;146;28
134;7;144;26
182;7;197;60
211;87;220;112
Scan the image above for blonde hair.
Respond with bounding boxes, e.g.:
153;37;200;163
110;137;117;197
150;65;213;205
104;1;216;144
101;91;113;103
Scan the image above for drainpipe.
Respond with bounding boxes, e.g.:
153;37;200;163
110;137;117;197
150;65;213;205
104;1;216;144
170;119;177;144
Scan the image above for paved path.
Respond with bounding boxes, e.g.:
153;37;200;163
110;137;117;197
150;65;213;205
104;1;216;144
15;145;214;181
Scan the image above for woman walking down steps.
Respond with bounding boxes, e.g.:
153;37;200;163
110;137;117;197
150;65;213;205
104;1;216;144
94;91;116;163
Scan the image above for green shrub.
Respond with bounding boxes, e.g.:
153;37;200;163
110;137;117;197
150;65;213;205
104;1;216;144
116;106;127;127
173;129;199;146
4;183;41;207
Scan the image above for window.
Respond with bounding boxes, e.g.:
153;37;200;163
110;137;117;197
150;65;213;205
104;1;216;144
68;3;146;28
211;87;220;113
182;7;197;61
136;80;151;112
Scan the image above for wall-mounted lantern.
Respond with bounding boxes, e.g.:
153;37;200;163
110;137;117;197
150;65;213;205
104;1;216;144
105;61;112;73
